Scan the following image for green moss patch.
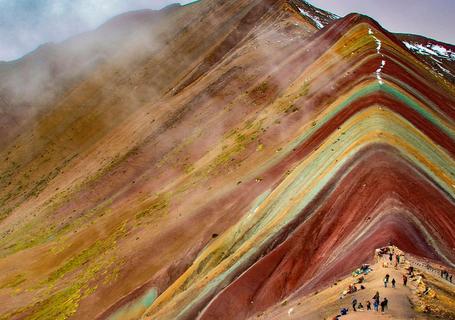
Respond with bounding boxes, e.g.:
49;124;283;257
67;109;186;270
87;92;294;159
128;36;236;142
135;193;170;220
0;274;26;289
207;120;263;174
1;222;128;320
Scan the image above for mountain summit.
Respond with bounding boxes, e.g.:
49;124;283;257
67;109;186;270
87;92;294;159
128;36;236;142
0;1;454;319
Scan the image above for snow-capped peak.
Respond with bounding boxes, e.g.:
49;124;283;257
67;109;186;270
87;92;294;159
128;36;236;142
295;1;339;30
298;7;324;29
403;41;455;61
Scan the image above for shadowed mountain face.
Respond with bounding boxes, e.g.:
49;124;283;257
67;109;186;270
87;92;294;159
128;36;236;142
0;0;453;319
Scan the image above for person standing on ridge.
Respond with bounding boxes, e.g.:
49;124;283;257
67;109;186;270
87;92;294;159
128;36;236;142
373;299;379;312
409;266;414;275
373;291;380;302
384;274;390;287
380;297;388;313
352;298;358;312
372;291;380;311
403;274;408;286
380;300;386;312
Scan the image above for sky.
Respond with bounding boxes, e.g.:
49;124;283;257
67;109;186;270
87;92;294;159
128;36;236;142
0;0;195;61
307;0;455;44
0;0;454;62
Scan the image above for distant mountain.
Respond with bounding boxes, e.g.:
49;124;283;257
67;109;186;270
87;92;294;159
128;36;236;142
0;0;453;319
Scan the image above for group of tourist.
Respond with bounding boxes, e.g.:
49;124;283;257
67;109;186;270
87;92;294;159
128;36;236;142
339;266;371;299
333;245;453;319
335;264;394;318
377;246;403;269
440;269;453;283
334;291;389;319
383;272;406;288
351;291;389;312
334;246;403;319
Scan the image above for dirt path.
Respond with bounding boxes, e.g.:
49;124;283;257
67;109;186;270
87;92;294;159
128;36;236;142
341;260;417;319
258;253;429;319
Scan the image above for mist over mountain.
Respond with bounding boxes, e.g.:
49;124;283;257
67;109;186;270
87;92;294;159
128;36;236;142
0;0;196;61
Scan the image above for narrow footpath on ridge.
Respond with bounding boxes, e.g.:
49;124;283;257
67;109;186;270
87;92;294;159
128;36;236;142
256;246;455;320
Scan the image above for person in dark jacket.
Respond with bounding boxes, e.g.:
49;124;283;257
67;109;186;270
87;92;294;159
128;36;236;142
373;299;379;312
372;291;380;311
391;278;396;288
352;298;358;311
380;297;388;312
373;291;380;303
366;300;371;310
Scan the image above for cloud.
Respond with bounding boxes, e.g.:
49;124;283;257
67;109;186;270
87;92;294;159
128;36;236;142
0;0;195;61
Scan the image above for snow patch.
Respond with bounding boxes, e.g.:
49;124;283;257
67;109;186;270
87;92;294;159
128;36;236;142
298;8;324;29
403;41;455;61
313;7;340;20
375;60;386;85
368;28;382;54
430;57;453;77
375;38;382;53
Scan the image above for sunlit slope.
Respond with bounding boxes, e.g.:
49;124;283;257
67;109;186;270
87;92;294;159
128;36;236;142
0;0;320;318
143;12;455;320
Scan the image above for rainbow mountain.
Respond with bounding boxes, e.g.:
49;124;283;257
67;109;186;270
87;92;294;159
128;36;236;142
0;0;453;319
